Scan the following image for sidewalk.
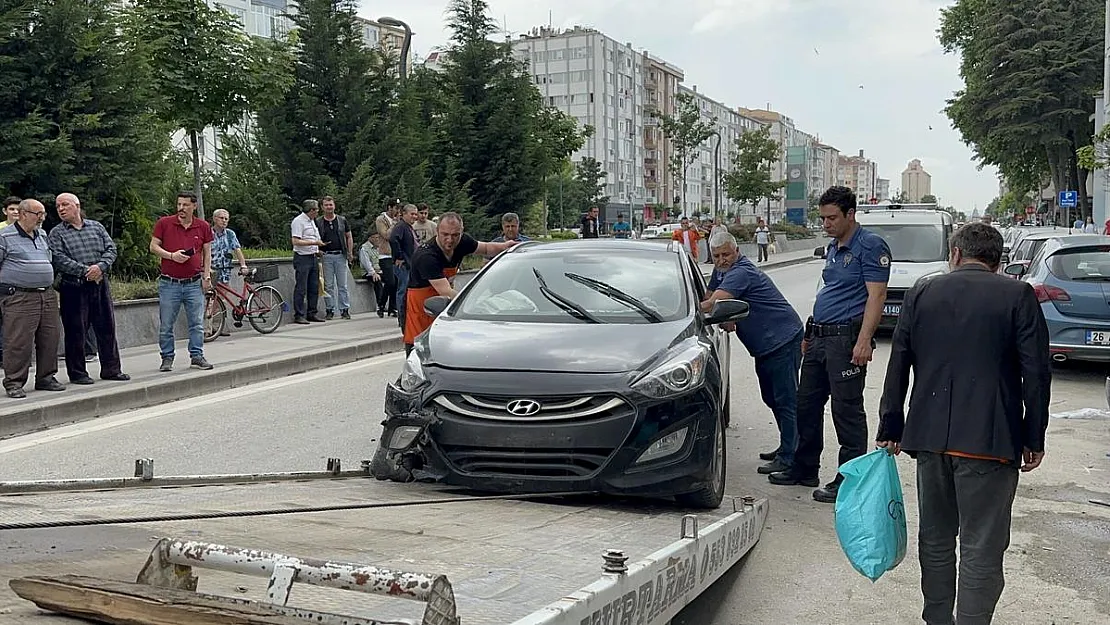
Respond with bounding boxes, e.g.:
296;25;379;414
697;246;819;276
0;315;404;440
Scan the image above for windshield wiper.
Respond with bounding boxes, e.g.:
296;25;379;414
563;272;665;323
533;268;602;324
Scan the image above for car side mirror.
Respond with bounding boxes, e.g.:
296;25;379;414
813;246;827;259
1003;262;1026;277
705;299;750;325
423;295;451;317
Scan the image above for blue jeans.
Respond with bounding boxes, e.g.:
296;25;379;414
753;329;803;466
158;278;205;360
321;253;350;312
394;264;409;329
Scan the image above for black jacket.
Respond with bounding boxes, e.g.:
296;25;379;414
877;264;1051;464
389;220;416;265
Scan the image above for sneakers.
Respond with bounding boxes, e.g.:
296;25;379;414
341;309;351;320
190;356;214;370
325;310;334;320
159;357;174;372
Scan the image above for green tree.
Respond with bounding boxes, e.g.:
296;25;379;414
129;0;292;218
653;91;715;213
0;0;174;276
891;190;910;203
574;157;609;210
203;134;290;247
722;126;784;223
940;0;1102;215
920;194;938;204
256;0;380;203
440;0;582;223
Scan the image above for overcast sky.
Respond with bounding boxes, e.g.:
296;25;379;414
359;0;999;211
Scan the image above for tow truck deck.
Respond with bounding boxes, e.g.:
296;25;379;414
0;463;767;625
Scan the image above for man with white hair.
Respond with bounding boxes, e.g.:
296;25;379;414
702;230;804;474
48;193;130;385
210;208;248;286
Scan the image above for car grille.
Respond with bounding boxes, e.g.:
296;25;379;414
441;446;612;477
431;392;629;422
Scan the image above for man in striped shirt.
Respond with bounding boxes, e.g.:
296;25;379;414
48;193;130;385
0;199;64;398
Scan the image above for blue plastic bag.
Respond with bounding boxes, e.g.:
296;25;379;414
834;448;908;582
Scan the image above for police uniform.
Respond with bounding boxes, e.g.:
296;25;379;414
770;224;891;500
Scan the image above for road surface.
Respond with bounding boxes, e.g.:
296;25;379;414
0;259;1106;625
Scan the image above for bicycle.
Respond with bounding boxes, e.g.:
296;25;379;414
204;264;287;342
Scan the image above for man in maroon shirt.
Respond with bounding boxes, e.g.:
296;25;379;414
149;192;214;372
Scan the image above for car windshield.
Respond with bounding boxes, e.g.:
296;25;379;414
863;224;948;262
454;249;688;323
1048;247;1110;281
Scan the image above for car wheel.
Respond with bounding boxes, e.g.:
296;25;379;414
722;384;731;429
676;416;726;509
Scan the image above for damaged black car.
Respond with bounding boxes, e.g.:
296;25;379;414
370;240;749;508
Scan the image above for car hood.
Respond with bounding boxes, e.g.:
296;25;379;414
422;317;692;373
887;261;949;289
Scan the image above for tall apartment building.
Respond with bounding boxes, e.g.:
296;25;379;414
642;53;683;222
901;158;932;202
676;86;763;219
837;150;879;201
736;108;818;221
875;178;891;201
175;2;408;175
512;26;646;223
808;143;841;200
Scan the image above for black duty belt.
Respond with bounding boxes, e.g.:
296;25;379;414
158;274;202;284
323;250;344;255
810;322;857;338
0;284;49;293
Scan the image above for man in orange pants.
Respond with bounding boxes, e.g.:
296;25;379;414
403;211;519;353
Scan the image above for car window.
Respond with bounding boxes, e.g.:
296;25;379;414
1047;247;1110;281
1012;238;1045;262
862;224;947;262
455;250;689;323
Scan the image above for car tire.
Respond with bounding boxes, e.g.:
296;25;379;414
676;416;726;509
722;384;731;429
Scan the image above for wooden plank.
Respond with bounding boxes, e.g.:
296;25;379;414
8;575;345;625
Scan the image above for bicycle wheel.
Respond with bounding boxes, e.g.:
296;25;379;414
204;291;227;342
246;285;284;334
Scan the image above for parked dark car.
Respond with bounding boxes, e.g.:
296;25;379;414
370;239;748;508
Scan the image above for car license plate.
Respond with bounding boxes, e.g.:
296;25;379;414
1086;330;1110;345
883;304;901;316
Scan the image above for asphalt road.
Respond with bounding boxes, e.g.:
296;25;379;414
0;259;1107;625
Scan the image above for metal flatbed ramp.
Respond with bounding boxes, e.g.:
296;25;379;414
0;474;767;624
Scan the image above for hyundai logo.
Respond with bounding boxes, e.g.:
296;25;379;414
505;399;542;416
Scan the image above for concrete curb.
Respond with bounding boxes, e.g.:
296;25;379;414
0;334;405;441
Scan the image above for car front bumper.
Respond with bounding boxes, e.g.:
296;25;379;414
377;371;721;499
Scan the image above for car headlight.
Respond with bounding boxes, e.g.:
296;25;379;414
399;351;428;392
631;343;708;399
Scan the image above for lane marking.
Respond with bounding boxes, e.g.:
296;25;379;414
0;352;405;455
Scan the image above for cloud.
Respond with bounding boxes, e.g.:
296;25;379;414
689;0;794;34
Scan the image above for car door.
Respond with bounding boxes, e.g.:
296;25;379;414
685;254;730;400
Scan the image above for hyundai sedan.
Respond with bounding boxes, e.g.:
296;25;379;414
369;239;749;508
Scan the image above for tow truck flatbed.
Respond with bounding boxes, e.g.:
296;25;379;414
0;472;767;625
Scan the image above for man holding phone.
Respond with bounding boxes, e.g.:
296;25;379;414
149;192;214;372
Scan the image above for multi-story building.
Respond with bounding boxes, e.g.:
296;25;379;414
901;158;932;202
176;3;408;176
642;53;683;222
875;178;891;201
512;26;646;224
676;86;763;220
736;108;818;221
837;150;879;201
808;143;841;200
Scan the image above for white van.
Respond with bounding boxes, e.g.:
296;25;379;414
817;204;954;330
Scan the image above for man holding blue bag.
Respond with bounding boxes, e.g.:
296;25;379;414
877;222;1051;625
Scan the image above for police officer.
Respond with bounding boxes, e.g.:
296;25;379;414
768;186;891;503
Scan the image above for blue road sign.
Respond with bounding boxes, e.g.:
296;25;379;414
1059;190;1078;208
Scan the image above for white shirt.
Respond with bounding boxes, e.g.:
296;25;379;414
755;226;770;245
1084;223;1099;234
291;213;320;256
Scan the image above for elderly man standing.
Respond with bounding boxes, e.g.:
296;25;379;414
878;223;1050;625
210;208;248;336
48;193;129;385
702;231;804;470
0;199;64;398
150;192;214;372
291;200;326;325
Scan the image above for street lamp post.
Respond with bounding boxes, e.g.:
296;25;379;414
710;130;722;220
377;16;412;79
